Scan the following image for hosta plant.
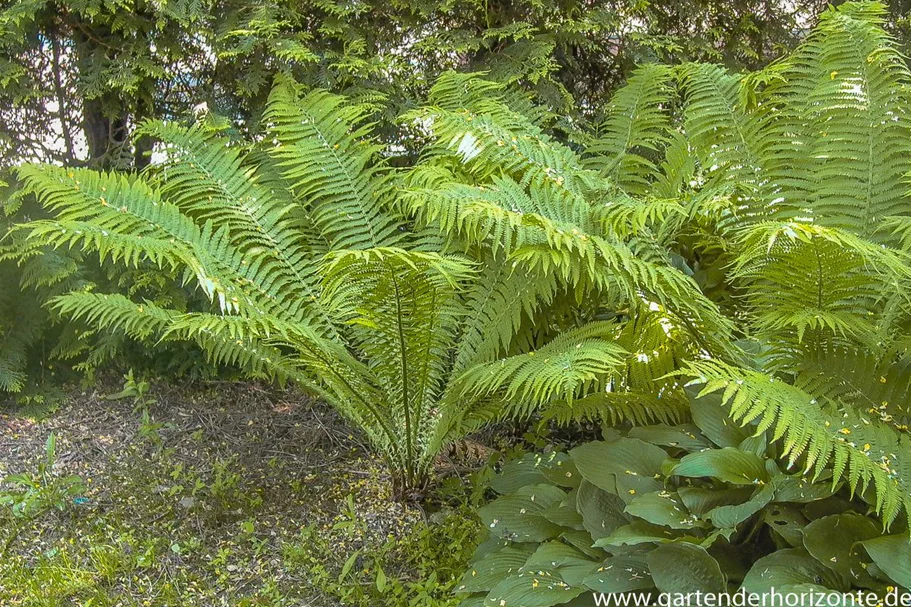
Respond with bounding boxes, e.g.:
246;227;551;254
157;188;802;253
457;392;910;607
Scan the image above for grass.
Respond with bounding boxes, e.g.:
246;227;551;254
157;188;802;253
0;377;483;606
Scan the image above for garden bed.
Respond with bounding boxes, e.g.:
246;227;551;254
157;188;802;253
0;379;478;606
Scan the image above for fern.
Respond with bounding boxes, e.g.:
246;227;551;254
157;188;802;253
686;359;911;527
585;64;675;195
576;2;911;531
15;83;657;494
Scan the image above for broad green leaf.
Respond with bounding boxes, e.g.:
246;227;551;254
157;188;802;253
543;492;586;530
457;545;536;593
737;433;768;458
671;448;769;485
625;491;697;529
560;529;604;560
541;456;582;490
706;484;774;529
458;596;488;607
627;424;710;452
492;452;572;494
525;542;600;586
688;389;750;448
803;513;880;584
678;486;755;516
571;438;667;489
741;549;849;594
763;504;808;548
479;484;567;542
862;534;911;588
485;569;585;607
577;480;629;541
375;565;386;593
646;543;725;594
771;475;835;503
582;555;654;593
594;520;685;547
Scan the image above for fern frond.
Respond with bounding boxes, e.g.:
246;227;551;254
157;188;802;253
409;72;595;195
794;345;911;431
541;391;688;427
685;359;911;527
763;1;911;237
731;221;911;354
265;79;404;250
456;321;627;408
585;64;675;195
139;121;333;326
680;62;766;202
450;253;557;375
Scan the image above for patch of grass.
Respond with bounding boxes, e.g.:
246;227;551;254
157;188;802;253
283;499;481;607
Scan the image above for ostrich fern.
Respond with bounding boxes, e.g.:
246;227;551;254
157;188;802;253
13;81;675;494
400;73;739;429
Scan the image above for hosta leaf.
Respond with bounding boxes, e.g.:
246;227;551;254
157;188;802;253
525;542;600;586
458;595;488;607
763;504;808;548
542;456;582;490
646;543;726;594
582;555;654;593
706;484;774;530
572;439;666;501
627;424;711;452
572;438;667;483
493;452;576;495
688;389;750;448
577;480;629;541
862;534;911;588
594;520;686;547
479;484;567;542
741;549;849;594
485;569;585;607
802;513;880;584
543;492;586;530
771;475;836;503
671;448;769;485
678;486;755;517
560;529;605;560
625;491;697;529
457;545;536;593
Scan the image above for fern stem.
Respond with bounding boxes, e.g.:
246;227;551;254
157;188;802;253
391;273;416;487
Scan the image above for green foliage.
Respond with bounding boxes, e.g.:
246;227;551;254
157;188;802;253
15;2;911;514
458;396;905;606
14;80;680;493
578;1;911;528
0;433;85;519
283;504;481;607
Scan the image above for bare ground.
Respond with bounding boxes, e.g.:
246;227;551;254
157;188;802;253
0;377;463;606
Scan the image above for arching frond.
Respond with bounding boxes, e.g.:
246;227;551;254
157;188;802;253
686;359;911;528
455;321;627;407
585;64;675;195
264;79;404;250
